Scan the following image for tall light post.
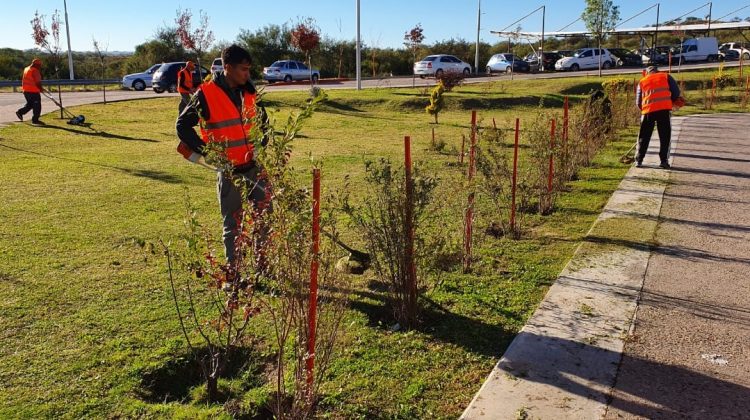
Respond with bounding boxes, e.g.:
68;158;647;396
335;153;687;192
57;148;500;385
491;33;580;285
63;0;75;80
475;0;481;75
356;0;361;90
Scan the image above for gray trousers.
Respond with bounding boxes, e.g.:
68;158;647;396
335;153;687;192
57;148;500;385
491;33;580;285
178;93;191;114
217;166;270;264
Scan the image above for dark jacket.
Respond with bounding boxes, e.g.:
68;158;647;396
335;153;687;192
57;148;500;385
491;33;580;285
176;72;266;157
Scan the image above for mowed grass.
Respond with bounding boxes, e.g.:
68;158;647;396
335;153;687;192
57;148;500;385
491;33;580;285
0;69;741;418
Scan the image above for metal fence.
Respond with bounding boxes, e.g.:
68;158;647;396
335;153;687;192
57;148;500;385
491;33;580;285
0;79;121;92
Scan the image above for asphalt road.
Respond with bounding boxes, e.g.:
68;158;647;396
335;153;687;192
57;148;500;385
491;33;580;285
0;61;739;126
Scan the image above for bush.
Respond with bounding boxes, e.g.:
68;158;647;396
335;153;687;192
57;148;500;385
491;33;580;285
436;70;465;91
425;81;446;124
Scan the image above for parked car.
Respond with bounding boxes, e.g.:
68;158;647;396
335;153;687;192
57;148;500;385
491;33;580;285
263;60;320;83
721;49;740;61
413;54;472;78
607;48;643;67
673;37;719;62
152;62;209;93
720;42;750;60
486;53;530;74
555;50;574;58
121;64;161;91
555;48;614;71
525;51;563;72
640;46;673;65
211;57;223;73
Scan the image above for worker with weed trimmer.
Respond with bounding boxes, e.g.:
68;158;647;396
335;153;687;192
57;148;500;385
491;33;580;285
15;58;44;125
176;45;270;279
635;65;683;169
177;61;196;114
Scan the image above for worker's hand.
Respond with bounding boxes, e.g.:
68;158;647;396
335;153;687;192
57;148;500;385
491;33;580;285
673;96;686;110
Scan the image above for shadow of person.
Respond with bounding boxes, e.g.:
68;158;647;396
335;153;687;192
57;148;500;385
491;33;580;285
35;122;158;143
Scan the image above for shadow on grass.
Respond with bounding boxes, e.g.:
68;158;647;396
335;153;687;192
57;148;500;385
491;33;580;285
0;143;187;185
559;82;604;95
135;345;266;404
37;122;158;142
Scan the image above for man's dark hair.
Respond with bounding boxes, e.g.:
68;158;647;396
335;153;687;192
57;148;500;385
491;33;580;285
222;44;252;66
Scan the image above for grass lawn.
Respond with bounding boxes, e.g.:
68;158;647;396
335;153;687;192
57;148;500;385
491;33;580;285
0;67;745;418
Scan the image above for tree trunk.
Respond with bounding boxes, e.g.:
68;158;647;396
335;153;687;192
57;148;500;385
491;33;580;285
206;375;219;402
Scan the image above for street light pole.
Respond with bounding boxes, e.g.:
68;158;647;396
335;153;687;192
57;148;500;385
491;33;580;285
541;5;545;72
63;0;75;80
475;0;481;74
356;0;361;90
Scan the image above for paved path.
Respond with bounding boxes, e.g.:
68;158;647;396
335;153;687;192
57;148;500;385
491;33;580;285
462;113;750;419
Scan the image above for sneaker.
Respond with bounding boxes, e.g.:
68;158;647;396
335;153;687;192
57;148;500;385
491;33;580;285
15;111;23;121
31;120;45;125
635;160;643;168
659;162;671;169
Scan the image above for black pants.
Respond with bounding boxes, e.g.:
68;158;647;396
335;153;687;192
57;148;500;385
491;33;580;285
17;92;41;122
178;93;191;115
636;109;671;164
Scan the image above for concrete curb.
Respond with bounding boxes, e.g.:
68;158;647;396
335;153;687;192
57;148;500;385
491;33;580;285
461;117;686;419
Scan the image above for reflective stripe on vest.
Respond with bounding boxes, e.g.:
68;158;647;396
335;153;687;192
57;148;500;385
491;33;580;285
22;66;41;93
177;68;193;94
640;72;672;115
199;80;257;166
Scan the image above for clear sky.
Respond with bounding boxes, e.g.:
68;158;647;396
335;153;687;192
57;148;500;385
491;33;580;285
1;0;748;52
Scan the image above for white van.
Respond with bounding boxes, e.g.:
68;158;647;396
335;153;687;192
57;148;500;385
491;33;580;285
674;37;719;62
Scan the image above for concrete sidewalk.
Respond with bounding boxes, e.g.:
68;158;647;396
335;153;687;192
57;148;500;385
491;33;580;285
462;113;750;419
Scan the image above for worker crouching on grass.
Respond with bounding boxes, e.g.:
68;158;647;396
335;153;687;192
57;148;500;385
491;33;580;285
635;65;681;169
176;44;270;284
177;60;196;114
15;58;44;125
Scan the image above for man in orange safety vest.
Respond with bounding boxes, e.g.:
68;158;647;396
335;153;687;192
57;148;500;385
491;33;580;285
635;65;681;168
16;58;44;125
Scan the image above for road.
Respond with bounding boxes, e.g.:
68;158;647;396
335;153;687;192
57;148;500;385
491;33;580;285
0;61;739;126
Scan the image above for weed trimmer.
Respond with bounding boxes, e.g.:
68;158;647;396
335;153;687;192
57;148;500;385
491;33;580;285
41;90;86;126
619;141;637;164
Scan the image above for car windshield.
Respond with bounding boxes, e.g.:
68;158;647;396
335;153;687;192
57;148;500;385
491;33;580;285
421;56;438;62
147;64;161;73
573;49;585;57
269;61;285;68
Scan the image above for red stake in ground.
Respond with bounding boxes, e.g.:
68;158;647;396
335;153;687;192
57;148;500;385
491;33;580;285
403;136;417;326
548;118;556;194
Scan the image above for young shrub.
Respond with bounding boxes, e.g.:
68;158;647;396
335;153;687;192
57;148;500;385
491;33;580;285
425;81;446;124
341;158;438;329
436;70;465;92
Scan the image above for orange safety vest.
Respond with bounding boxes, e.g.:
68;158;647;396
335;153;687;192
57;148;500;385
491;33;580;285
22;66;42;93
640;72;672;115
177;68;193;94
199;80;257;167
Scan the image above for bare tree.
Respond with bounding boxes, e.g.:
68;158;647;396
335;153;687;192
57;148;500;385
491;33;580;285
31;10;64;118
92;37;108;104
175;8;214;77
404;24;425;88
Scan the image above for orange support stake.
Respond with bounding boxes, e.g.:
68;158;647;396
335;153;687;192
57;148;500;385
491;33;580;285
548;119;556;193
464;111;477;272
510;118;520;232
431;127;435;149
492;117;497;130
460;134;466;164
306;168;321;388
403;136;417;325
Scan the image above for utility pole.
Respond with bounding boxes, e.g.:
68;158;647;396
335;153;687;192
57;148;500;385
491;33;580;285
356;0;361;90
475;0;481;75
541;5;545;72
598;1;604;77
707;2;712;35
653;3;660;64
64;0;75;80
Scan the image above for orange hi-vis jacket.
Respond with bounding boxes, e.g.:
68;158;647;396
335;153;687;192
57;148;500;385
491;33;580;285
22;65;42;93
639;72;673;115
199;80;257;167
177;67;193;94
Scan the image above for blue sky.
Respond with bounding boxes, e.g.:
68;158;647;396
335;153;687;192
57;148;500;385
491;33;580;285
1;1;747;52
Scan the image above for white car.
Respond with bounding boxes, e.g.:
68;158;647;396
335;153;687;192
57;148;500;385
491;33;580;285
121;64;161;91
211;57;222;73
414;54;472;78
555;48;614;71
720;42;750;61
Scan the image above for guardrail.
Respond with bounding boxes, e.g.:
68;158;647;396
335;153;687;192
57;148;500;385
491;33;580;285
0;79;121;92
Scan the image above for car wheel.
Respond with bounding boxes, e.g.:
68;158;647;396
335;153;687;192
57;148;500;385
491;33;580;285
486;66;493;75
167;83;177;93
311;74;319;83
570;63;580;71
153;88;164;94
419;75;425;79
505;66;512;74
744;53;750;60
463;68;471;76
283;75;292;83
435;69;444;78
602;61;611;69
707;55;716;63
132;79;146;91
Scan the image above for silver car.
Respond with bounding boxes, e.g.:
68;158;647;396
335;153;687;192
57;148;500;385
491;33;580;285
413;55;472;78
263;60;320;83
121;64;161;91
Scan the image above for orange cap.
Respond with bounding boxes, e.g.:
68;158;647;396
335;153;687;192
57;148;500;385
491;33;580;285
31;58;42;67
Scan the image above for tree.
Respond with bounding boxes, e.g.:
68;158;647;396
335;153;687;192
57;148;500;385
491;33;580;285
92;37;108;104
30;10;64;118
175;8;214;76
404;24;425;88
290;18;321;84
581;0;620;77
